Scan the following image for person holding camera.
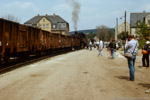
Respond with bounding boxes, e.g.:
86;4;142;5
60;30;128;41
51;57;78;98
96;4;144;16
125;35;138;81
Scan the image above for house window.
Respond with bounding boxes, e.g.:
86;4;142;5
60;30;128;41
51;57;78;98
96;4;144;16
40;24;42;28
43;19;45;22
53;24;56;29
46;24;49;28
148;20;150;25
43;24;45;28
122;26;124;31
58;23;66;29
137;21;141;26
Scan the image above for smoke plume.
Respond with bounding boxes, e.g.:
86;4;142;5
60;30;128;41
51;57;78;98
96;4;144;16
71;0;80;31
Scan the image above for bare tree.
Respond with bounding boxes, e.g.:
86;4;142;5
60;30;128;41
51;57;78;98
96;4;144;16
96;25;113;41
2;14;21;23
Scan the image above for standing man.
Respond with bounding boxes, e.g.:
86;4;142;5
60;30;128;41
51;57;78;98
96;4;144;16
89;41;92;51
142;37;150;68
86;41;89;50
98;39;103;56
108;38;116;59
125;35;138;81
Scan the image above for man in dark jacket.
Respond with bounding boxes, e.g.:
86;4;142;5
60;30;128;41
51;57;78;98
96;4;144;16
142;37;150;68
108;38;116;59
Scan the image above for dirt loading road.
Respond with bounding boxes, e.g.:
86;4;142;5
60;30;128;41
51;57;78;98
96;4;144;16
0;48;150;100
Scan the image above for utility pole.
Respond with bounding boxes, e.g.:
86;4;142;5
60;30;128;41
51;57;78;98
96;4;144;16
115;18;118;41
124;11;127;37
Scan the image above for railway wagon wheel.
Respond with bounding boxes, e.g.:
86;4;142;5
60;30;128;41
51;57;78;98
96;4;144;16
24;51;29;58
3;52;10;63
0;56;2;64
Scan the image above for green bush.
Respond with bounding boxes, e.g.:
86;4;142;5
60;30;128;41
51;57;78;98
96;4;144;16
138;39;146;49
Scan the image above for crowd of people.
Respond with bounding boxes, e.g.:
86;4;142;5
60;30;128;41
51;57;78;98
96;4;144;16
86;34;150;93
86;38;118;59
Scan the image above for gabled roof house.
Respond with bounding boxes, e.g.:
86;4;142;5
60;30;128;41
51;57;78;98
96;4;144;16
24;13;69;35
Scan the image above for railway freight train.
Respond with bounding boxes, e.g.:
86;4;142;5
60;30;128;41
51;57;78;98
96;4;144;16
0;18;87;63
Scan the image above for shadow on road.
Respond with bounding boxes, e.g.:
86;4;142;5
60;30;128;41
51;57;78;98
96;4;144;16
138;83;150;88
138;66;144;68
115;76;129;80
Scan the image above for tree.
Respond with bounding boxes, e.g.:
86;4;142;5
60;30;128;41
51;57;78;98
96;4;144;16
135;21;149;49
136;21;149;38
118;31;129;40
2;14;21;23
86;32;96;40
96;25;114;41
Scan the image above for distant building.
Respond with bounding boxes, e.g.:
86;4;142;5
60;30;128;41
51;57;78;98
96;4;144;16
115;22;130;35
24;13;69;35
130;11;150;35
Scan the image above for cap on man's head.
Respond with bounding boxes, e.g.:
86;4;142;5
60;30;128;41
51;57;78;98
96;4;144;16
128;34;134;38
112;38;115;42
145;36;149;41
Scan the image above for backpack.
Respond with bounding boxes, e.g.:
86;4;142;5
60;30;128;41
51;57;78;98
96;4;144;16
111;42;116;49
146;42;150;53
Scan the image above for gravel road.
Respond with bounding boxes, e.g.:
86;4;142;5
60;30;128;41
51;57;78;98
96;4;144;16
0;48;149;100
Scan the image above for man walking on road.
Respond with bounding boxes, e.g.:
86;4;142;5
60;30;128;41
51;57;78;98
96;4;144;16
98;39;103;56
108;39;116;59
125;35;138;81
89;41;92;51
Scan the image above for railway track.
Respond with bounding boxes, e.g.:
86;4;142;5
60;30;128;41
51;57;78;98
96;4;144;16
0;50;76;74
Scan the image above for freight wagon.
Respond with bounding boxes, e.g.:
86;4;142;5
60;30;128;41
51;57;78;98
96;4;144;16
0;18;87;63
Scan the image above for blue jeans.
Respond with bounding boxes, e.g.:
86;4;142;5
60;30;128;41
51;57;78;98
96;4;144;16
127;55;136;80
111;48;115;59
98;49;103;56
90;45;92;51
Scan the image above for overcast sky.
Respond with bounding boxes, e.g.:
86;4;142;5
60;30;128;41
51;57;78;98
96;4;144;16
0;0;150;31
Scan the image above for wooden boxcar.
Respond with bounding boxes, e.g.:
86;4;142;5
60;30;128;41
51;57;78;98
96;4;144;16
0;19;31;61
0;18;87;63
0;19;19;62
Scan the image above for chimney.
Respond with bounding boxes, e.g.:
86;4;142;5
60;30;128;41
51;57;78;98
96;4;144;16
143;10;146;13
37;14;40;16
46;14;48;16
53;13;56;18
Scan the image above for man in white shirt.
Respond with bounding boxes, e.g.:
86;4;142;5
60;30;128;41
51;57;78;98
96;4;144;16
98;39;103;56
89;41;92;51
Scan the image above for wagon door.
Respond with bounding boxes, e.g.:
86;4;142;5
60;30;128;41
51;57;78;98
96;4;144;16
46;31;50;49
68;36;72;47
55;34;59;48
49;33;53;48
2;20;15;58
50;33;55;49
38;30;43;51
17;25;28;52
0;19;2;59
